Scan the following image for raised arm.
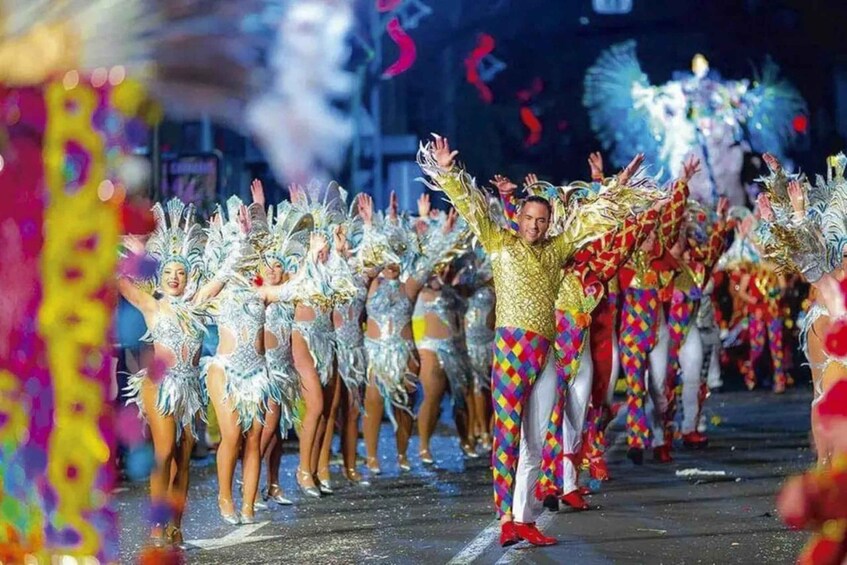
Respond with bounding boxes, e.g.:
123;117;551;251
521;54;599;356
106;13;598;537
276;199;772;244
491;174;519;233
578;206;660;283
417;135;502;250
660;156;699;250
117;277;157;315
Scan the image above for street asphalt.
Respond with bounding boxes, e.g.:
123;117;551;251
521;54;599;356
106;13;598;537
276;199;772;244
117;388;813;564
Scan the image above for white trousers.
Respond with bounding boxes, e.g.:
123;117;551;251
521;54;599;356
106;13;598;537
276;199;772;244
680;324;705;434
562;341;594;493
645;312;670;447
513;353;558;523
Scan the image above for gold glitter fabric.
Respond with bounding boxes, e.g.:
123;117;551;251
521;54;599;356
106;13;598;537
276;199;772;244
428;172;604;340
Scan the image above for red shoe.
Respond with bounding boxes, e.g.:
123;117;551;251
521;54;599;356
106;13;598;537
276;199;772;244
560;489;590;511
500;521;520;547
588;458;610;481
682;431;709;449
653;444;673;464
514;522;557;546
578;486;592;496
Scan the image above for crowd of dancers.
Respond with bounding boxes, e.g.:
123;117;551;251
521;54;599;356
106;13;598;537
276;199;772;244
120;133;843;553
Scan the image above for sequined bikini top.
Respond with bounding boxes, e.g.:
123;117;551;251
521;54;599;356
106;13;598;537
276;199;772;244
366;278;412;338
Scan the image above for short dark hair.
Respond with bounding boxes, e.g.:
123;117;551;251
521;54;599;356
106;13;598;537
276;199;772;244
522;195;553;217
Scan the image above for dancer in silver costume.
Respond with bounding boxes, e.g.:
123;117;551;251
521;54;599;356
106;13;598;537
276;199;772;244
252;181;313;506
357;192;461;474
320;217;374;488
413;198;477;463
118;199;218;546
463;249;496;452
284;182;359;498
415;263;477;463
202;196;291;525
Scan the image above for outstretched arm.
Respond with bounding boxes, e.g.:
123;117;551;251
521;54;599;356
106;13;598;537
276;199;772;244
660;156;699;251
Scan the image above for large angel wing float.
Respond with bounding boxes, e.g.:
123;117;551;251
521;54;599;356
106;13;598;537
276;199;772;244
583;40;664;174
0;0;356;184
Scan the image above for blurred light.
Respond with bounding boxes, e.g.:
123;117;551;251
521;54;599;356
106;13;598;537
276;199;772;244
97;180;115;201
792;114;809;133
108;66;126;86
91;68;108;88
592;0;632;14
0;154;4;173
62;70;80;90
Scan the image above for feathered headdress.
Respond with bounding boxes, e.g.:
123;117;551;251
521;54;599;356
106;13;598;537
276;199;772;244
143;199;206;297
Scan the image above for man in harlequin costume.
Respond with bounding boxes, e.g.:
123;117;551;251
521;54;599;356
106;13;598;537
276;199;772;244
663;199;730;450
491;154;662;511
617;156;700;465
417;135;619;547
778;379;847;565
736;255;788;392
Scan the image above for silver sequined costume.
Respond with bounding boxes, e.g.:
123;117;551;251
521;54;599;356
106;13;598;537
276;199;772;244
125;300;206;441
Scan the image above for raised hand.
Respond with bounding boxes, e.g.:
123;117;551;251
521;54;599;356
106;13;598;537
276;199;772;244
309;232;329;261
357;193;374;225
588;152;605;180
681;156;702;184
788;179;806;217
432;134;459;170
762;153;781;172
444;208;458;232
288;183;305;204
124;234;148;256
757;193;775;222
618;153;645;185
333;224;348;253
524;173;540;188
490;174;517;196
716;196;729;220
237;204;252;234
250;179;266;207
389;191;399;220
417;192;432;218
210;212;222;228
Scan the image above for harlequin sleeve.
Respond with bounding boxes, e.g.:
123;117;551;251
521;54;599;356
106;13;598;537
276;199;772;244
581;211;657;283
659;179;689;250
703;220;730;274
417;143;503;253
499;191;520;234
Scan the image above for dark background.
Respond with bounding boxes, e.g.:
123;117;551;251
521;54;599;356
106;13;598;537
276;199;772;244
158;0;847;205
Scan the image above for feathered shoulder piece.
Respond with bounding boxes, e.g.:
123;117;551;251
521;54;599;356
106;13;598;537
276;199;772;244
142;198;206;298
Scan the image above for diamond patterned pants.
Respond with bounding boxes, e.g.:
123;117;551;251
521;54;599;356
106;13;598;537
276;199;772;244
490;327;551;517
619;288;659;449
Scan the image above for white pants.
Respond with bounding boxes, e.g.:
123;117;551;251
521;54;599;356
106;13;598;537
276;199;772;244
513;354;558;523
680;325;705;434
645;312;670;447
562;342;594;493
